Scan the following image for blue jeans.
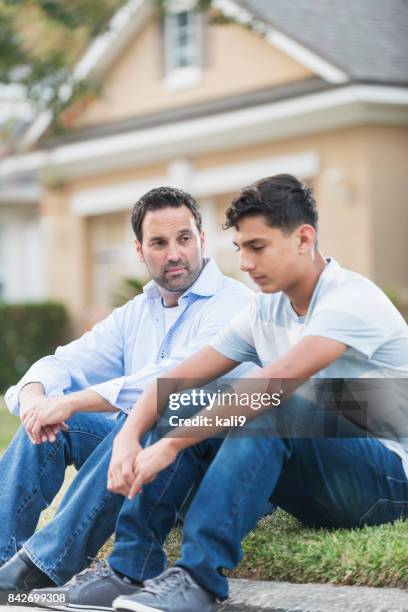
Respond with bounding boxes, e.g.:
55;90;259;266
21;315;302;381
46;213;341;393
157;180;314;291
108;434;222;582
0;410;204;585
0;412;128;584
0;413;124;584
111;393;408;601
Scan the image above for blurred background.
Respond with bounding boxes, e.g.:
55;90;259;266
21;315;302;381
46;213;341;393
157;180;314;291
1;0;408;448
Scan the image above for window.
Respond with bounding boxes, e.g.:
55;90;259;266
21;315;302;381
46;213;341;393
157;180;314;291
90;213;142;307
164;2;203;90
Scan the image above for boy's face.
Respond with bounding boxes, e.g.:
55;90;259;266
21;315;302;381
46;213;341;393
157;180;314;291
233;215;313;294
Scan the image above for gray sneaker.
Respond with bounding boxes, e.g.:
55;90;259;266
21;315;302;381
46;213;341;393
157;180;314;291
113;567;217;612
31;560;141;611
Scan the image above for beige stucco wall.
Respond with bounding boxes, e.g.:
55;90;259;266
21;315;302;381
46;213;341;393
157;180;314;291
194;127;375;278
73;16;313;128
68;161;169;193
364;126;408;291
41;185;90;332
43;125;407;331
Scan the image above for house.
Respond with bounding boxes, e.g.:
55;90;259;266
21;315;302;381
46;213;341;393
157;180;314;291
0;177;43;302
0;86;44;302
0;0;407;331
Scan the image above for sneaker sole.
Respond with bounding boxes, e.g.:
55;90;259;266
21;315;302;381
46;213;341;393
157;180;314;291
39;604;113;612
114;601;161;612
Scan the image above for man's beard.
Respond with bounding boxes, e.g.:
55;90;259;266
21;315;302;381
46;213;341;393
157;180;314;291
152;259;204;293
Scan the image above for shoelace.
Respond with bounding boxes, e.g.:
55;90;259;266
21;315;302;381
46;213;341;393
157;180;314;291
143;567;192;601
68;559;112;585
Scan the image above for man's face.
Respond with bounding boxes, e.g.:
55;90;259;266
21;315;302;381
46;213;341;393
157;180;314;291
135;205;205;293
233;215;312;294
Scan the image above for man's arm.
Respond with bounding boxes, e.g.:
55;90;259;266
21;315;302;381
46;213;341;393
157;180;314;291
123;335;347;497
5;302;130;443
13;288;254;444
19;382;46;417
5;304;127;418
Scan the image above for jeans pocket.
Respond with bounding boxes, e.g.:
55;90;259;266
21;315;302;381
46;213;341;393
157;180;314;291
359;498;408;527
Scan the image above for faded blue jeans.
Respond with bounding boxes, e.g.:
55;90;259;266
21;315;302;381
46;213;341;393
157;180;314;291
0;410;152;584
0;412;128;583
2;394;408;596
0;408;214;585
107;392;408;601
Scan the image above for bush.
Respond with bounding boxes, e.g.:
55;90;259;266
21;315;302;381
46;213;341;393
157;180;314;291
0;302;69;393
111;277;146;308
384;288;408;322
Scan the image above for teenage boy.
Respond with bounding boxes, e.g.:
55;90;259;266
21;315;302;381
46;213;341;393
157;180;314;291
0;186;254;596
104;174;408;612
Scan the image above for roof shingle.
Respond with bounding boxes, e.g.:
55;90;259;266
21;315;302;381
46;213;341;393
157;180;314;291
241;0;408;84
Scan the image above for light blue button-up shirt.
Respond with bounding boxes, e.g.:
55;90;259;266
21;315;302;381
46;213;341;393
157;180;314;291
5;258;255;416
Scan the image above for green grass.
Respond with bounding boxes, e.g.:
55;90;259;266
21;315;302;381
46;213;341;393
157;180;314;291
1;398;407;590
0;397;19;454
163;511;408;589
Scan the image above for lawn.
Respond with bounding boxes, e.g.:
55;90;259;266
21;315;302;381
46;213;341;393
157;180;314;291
1;397;407;589
163;512;408;590
0;397;19;454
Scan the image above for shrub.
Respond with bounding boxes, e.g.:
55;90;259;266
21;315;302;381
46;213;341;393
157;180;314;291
0;302;69;392
111;277;146;308
384;288;408;321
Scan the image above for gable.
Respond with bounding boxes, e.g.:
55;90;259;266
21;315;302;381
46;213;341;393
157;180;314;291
70;12;315;129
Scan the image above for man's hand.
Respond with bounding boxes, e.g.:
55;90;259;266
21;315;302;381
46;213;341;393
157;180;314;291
127;438;178;500
22;396;71;444
19;383;66;444
107;431;143;497
20;388;116;445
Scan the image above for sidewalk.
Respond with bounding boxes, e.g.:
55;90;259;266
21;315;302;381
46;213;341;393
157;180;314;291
1;580;408;612
221;579;408;611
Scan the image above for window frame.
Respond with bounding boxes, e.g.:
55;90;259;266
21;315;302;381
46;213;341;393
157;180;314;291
163;5;203;91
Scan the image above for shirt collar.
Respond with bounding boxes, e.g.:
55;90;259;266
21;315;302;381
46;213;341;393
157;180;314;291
142;257;222;301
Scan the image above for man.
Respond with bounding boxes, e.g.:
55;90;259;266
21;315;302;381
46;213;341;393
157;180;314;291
100;174;407;612
0;186;254;601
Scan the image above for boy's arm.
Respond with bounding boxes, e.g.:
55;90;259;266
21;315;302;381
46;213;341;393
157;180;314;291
107;346;238;495
125;335;347;497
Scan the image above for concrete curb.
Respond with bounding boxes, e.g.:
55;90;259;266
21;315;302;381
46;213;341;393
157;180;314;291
220;579;408;611
0;580;407;612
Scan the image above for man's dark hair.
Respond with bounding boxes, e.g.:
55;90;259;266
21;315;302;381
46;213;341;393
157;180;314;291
224;174;318;234
132;186;202;241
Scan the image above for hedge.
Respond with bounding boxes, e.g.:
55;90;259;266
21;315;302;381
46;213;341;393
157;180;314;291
0;302;69;393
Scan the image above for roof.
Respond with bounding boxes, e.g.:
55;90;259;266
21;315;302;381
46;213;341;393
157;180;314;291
241;0;408;85
15;0;408;150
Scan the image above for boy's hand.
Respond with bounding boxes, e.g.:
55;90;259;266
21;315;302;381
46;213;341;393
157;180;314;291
128;438;178;499
108;431;143;496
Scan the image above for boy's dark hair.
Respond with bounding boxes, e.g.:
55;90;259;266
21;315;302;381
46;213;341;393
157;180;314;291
224;174;318;234
132;186;202;241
